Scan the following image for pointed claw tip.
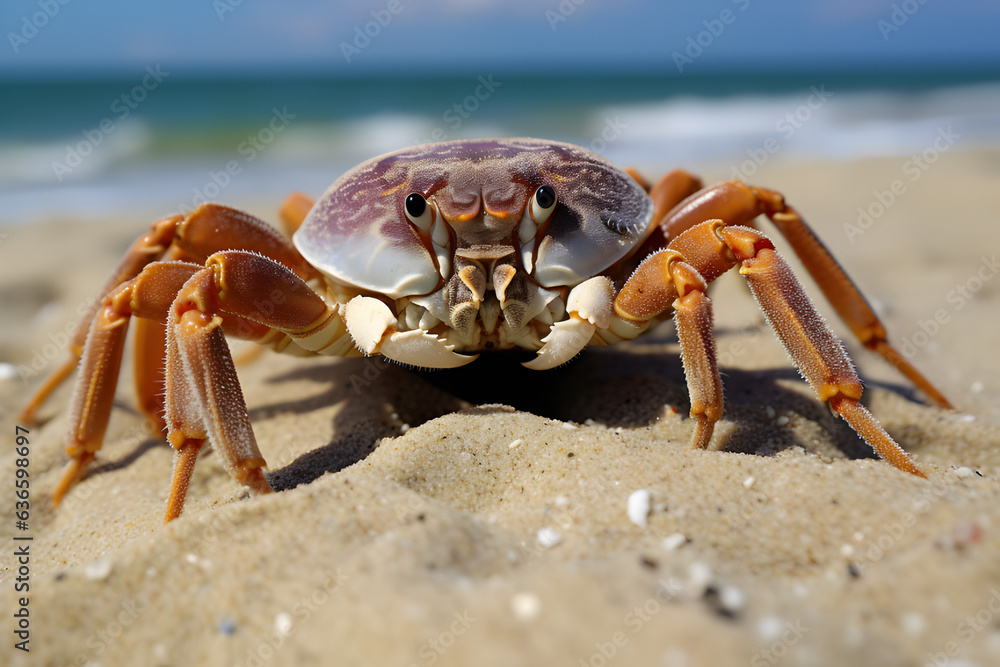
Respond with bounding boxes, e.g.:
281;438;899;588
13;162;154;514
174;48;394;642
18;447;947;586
379;330;478;369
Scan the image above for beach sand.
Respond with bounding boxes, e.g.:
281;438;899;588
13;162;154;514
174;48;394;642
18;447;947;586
2;149;999;666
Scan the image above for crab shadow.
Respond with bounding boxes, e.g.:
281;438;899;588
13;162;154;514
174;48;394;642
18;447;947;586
255;333;926;492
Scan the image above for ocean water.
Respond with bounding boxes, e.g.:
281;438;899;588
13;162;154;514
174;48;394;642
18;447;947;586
2;70;998;224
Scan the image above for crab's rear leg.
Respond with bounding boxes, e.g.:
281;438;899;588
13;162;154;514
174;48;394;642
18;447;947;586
658;180;951;409
18;215;183;424
279;191;315;236
616;220;924;477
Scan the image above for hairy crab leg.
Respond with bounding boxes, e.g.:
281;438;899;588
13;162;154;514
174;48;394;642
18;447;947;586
616;220;925;477
19;215;182;424
751;186;952;409
648;169;705;225
22;203;321;425
132;317;170;435
52;244;351;515
53;262;202;507
659;181;951;409
131;247;188;436
669;263;723;449
161;249;357;521
724;224;925;477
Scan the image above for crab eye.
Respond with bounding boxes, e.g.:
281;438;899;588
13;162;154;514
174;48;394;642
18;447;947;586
531;185;557;223
404;193;434;229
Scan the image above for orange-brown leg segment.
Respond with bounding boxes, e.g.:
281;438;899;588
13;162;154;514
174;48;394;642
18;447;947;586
164;438;205;523
614;247;724;448
159;249;349;521
673;265;723;449
279;192;315;237
624;169;706;264
19;215;182;424
51;262;202;508
722;225;925;477
659;181;951;409
163;299;271;523
23;203;321;425
616;221;925;477
751;186;951;409
132;317;169;434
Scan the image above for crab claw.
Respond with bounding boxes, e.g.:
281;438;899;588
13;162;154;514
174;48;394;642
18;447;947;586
381;330;479;368
523;276;613;370
344;296;477;369
522;317;596;370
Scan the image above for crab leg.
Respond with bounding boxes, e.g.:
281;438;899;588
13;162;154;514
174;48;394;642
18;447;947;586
643;168;706;226
613;247;725;447
723;224;925;477
19;215;182;424
53;262;202;507
21;204;321;425
132;317;170;434
278;191;315;237
160;249;363;520
753;186;952;409
52;245;349;516
658;181;951;409
616;220;924;477
671;265;723;449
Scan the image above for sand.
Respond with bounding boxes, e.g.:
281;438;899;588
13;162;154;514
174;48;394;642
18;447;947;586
2;149;999;667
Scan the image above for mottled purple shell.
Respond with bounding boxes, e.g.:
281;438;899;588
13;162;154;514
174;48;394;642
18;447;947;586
293;138;654;297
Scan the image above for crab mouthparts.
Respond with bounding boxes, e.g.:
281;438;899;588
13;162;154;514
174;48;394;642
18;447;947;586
446;245;536;335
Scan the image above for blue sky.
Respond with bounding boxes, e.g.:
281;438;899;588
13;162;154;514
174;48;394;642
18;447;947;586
2;0;999;78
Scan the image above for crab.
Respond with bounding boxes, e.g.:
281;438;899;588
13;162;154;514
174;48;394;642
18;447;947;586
22;138;952;523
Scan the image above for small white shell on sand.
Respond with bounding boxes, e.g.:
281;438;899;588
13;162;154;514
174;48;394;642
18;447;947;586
84;557;113;581
627;489;651;529
537;527;562;547
662;533;687;551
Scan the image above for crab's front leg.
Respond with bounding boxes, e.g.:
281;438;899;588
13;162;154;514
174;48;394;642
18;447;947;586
54;248;352;521
161;249;359;521
616;220;924;478
53;261;202;507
